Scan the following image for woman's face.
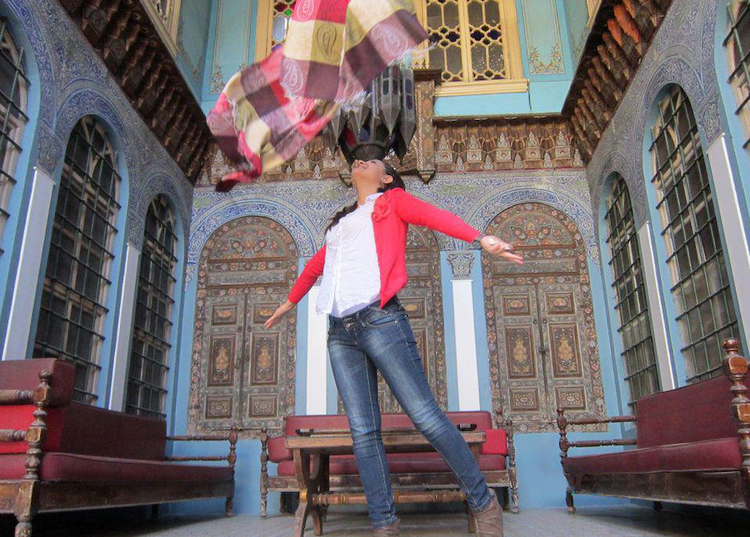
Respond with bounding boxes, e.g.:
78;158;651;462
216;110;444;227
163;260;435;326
351;159;393;190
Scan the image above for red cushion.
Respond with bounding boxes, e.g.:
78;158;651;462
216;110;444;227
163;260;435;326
635;376;750;448
0;402;166;460
277;453;506;476
481;429;507;456
267;436;290;463
0;453;233;483
561;437;742;475
0;359;74;406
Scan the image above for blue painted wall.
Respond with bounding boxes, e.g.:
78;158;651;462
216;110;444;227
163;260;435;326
561;0;591;64
175;0;213;100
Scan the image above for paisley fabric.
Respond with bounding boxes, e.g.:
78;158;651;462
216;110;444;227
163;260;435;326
207;0;427;192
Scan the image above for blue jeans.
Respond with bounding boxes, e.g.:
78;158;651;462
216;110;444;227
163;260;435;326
327;297;494;528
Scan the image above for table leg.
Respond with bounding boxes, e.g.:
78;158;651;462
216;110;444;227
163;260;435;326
293;449;330;537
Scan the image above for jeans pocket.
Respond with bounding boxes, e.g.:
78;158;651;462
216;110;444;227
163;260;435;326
363;307;397;328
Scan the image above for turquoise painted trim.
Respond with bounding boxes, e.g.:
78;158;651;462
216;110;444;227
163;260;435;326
246;0;261;65
470;250;493;412
515;0;530;78
434;91;532;117
587;256;626;419
596;175;636;418
0;6;42;356
554;0;575;79
295;258;308;415
162;202;189;433
200;0;220;103
440;252;460;411
172;273;197;435
528;80;571;112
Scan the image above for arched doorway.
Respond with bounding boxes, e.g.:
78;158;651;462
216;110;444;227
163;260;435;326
338;226;448;413
188;216;299;437
483;203;606;432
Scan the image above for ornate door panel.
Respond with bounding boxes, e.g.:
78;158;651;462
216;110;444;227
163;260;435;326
188;217;299;438
483;204;606;432
338;227;448;414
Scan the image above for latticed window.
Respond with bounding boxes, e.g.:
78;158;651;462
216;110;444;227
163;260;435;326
649;87;738;383
126;196;177;419
604;174;660;408
417;0;524;93
256;0;297;58
34;117;121;404
725;0;750;148
0;19;29;252
255;0;525;95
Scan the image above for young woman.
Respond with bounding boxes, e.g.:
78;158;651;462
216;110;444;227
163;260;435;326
265;159;523;536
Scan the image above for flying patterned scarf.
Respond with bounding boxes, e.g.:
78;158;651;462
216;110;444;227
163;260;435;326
207;0;427;192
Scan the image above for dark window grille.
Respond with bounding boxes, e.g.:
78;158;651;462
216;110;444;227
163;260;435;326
34;117;121;404
724;0;750;149
649;87;738;383
604;174;660;409
126;196;177;419
0;18;29;252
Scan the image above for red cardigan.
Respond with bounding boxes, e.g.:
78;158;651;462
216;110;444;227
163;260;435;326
288;188;481;308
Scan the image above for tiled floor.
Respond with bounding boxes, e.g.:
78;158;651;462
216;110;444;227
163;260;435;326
3;505;748;537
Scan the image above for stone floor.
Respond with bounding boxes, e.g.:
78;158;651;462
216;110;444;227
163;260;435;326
2;505;748;537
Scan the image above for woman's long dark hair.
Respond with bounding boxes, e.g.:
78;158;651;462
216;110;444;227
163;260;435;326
325;161;405;234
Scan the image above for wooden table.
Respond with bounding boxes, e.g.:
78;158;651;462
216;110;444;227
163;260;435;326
285;429;486;537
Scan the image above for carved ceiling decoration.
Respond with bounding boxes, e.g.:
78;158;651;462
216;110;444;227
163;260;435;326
433;117;582;173
562;0;673;162
58;0;213;184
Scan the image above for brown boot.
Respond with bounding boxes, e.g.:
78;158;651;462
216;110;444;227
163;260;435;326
373;519;400;536
473;491;504;536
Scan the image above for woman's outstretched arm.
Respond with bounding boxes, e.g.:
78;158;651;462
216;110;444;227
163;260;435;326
265;245;327;329
391;188;481;242
392;189;523;264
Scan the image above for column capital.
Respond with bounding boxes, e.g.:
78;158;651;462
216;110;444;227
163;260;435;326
446;251;476;280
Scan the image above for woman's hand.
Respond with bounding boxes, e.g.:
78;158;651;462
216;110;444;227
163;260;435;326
480;235;524;265
264;300;296;329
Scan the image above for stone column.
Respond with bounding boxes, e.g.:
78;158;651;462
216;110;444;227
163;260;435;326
3;168;55;360
447;251;481;411
109;243;142;411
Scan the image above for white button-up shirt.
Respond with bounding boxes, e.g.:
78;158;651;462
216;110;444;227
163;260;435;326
316;192;383;317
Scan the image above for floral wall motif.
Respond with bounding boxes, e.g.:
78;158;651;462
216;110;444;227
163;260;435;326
521;0;566;76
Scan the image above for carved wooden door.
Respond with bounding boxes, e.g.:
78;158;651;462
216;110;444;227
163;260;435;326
188;217;299;438
338;226;448;414
483;204;606;432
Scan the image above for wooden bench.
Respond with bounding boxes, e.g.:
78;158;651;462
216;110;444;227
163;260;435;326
260;409;519;527
0;359;238;537
556;339;750;512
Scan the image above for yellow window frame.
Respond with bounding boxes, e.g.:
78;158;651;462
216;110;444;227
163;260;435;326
254;0;527;96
